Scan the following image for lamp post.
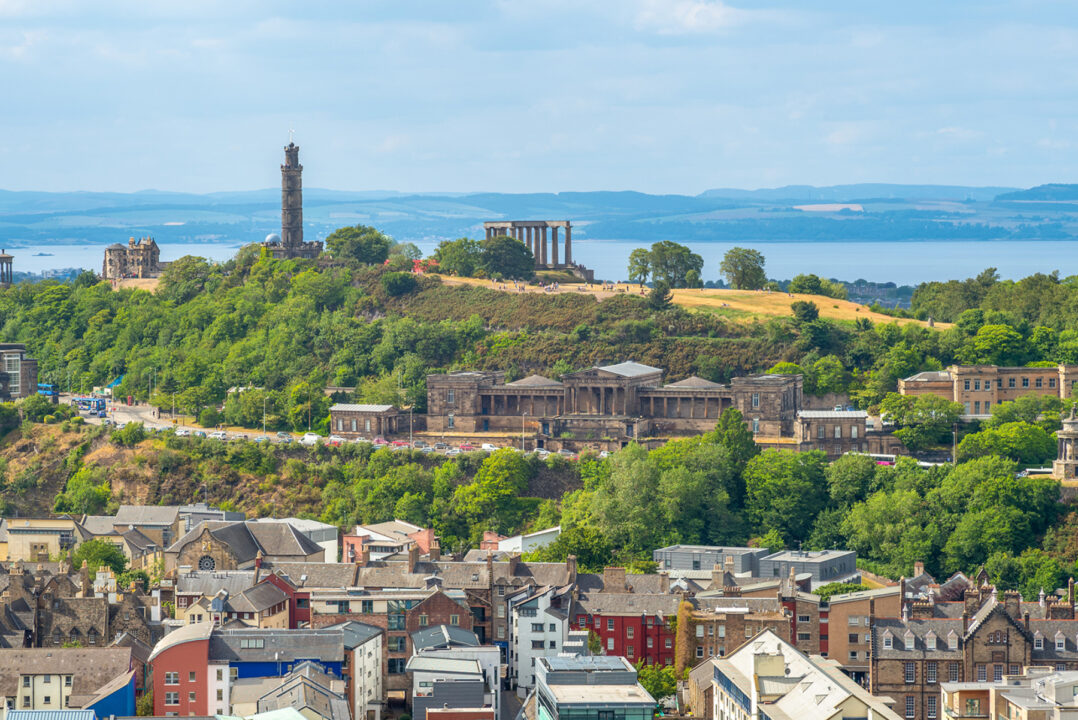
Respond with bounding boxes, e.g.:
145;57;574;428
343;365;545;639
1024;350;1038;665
521;412;528;452
263;394;268;439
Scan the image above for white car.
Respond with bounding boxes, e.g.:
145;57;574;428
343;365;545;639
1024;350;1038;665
480;443;498;451
174;428;190;437
300;432;321;446
208;431;227;440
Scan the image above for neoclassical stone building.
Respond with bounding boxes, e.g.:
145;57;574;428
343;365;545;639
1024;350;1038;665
425;361;802;449
102;236;161;279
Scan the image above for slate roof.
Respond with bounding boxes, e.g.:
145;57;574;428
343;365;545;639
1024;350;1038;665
506;375;563;388
902;371;953;382
256;664;350;720
597;361;663;377
797;410;868;419
329;403;395;413
0;647;133;696
111;631;153;665
411;624;481;651
209;628;346;664
263;563;358;589
79;515;119;536
176;570;257;597
228;582;288;613
122;527;158;552
573;592;680;616
168;521;324;563
114;505;179;527
664;376;722;389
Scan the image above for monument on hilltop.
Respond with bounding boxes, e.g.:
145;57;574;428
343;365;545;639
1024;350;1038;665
0;249;12;287
102;237;162;280
263;137;323;260
482;220;593;281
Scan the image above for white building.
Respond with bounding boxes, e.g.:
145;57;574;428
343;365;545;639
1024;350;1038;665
508;585;572;697
497;526;561;554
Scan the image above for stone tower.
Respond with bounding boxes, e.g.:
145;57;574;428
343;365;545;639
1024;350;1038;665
281;142;303;249
1054;407;1078;480
0;249;11;287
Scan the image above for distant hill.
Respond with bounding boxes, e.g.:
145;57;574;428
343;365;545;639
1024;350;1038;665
700;184;1016;202
994;184;1078;202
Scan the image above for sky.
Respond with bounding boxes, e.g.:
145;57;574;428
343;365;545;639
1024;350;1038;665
2;1;1078;194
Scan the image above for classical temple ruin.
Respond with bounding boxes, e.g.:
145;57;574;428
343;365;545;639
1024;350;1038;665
483;220;593;280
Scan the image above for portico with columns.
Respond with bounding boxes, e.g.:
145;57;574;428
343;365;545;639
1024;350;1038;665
1055;407;1078;480
483;220;573;268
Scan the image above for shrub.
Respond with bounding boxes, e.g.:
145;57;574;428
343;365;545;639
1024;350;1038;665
381;272;418;296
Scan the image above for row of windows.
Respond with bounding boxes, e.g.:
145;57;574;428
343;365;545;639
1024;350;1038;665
903;695;937;719
815;424;860;439
963;376;1053;391
19;695;70;708
21;676;73;687
164;672;199;684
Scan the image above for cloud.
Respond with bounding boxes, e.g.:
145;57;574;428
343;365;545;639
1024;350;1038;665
634;0;748;34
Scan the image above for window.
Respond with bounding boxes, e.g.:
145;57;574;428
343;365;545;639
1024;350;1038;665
550;623;556;632
1058;635;1066;651
927;696;937;720
797;633;811;641
1036;378;1043;388
388;614;406;631
752;393;760;408
165;692;179;706
627;626;634;639
1009;377;1016;388
364;418;371;432
497;606;505;618
165;672;179;685
665;638;672;649
974;400;980;414
21;697;29;709
1035;635;1044;650
974;379;980;391
216;669;223;681
447;414;455;429
497;627;505;639
450;614;460;626
188;693;196;703
948;633;958;650
849;633;859;644
43;675;51;684
905;662;915;684
607;638;614;650
993;665;1003;682
532;640;545;649
927;662;937;684
718;625;725;637
925;634;936;650
419;615;429;627
848;651;858;661
964;380;970;390
578;615;587;625
1009;664;1020;675
447;389;455;404
532;623;544;633
189;672;196;683
22;678;30;688
1051;378;1057;388
965;699;981;716
883;635;893;649
43;697;51;706
607;619;615;631
708;625;714;636
752;418;760;434
239;638;265;649
627;644;634;657
388;636;406;652
696;624;704;638
549;640;557;649
905;696;915;719
798;615;810;623
388;659;407;674
977;664;986;682
818;424;825;439
949;663;960;683
851;425;858;439
648;637;654;648
1023;377;1030;387
87;628;97;645
64;677;71;688
696;646;704;658
745;627;753;638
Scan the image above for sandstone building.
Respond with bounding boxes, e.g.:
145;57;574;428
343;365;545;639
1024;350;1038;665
0;343;39;402
900;364;1078;417
102;236;161;280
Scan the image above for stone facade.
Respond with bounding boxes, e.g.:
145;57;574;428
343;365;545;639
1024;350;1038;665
1054;408;1078;480
900;364;1078;417
263;142;323;260
102;236;161;279
0;249;12;287
425;362;803;451
0;343;39;402
330;403;401;438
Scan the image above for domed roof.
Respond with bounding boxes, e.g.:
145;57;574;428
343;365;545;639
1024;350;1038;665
265;233;282;244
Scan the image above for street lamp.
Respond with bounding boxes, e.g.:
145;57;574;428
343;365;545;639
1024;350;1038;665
263;394;267;439
521;412;528;452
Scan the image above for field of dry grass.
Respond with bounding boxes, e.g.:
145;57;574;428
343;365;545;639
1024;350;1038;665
434;275;945;329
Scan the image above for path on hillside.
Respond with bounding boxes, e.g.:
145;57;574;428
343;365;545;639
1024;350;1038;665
433;275;945;328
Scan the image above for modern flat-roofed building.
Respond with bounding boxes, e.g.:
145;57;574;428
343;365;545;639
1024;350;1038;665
757;549;859;589
0;343;39;402
653;545;770;575
534;656;655;720
0;517;79;562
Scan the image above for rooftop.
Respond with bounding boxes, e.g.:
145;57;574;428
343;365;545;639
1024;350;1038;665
797;410;868;419
546;684;653;705
596;361;662;377
329;403;396;413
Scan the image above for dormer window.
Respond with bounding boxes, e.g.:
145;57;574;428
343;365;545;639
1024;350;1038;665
925;632;937;650
883;633;893;649
1057;632;1066;652
904;631;916;650
948;631;958;650
1035;632;1044;650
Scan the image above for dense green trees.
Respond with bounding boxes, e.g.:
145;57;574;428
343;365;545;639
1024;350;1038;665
879;393;963;452
626;241;704;288
71;538;127;578
324;225;393;264
787;273;848;299
478;235;535;279
433;238;483;277
719;247;766;289
957;422;1056;465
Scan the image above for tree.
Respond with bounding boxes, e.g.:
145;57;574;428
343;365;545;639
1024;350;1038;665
118;569;150;592
381;272;418;296
71;538;127;579
767;362;804;376
791;300;819;323
390;242;422;260
648;241;704;288
684;269;702;289
433;237;483;277
743;449;828;543
648;281;673;311
628;248;651;285
826;453;878;507
750;528;786;554
709;408;759;476
635;660;678;700
18;393;54;422
814;582;870;602
111;421;147;447
879;393;963;453
54;467;112;515
479;235;534;279
957;421;1056;465
719;247;766;290
960;324;1028;366
674;599;695;676
324;225;392;264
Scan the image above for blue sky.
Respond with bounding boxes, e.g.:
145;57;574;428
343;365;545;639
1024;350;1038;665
2;0;1077;194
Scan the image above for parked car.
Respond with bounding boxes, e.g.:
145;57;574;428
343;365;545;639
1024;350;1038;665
433;442;449;450
373;436;388;446
445;448;462;456
413;440;429;448
193;430;207;438
480;443;498;451
557;449;577;458
419;446;434;454
534;448;550;458
208;430;228;440
231;433;248;442
300;432;321;446
276;431;292;440
598;450;610;458
391;439;410;448
327;435;345;446
278;436;293;444
459;443;476;452
351;436;371;444
254;435;269;443
174;428;190;437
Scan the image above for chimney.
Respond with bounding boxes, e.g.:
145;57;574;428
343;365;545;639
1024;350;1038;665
1069;577;1075;606
429;541;441;562
603;567;627;592
508;554;521;577
1003;590;1020;619
962;610;969;633
566;555;577;581
407;545;419;573
914;561;925;577
964;589;981;616
724;556;735;573
712;564;724;589
1024;612;1030;630
254;550;264;569
659;572;670;594
869;597;876;619
80;560;91;598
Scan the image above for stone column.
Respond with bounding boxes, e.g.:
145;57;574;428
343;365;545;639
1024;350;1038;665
550;226;558;266
540;227;548;266
564;223;572;265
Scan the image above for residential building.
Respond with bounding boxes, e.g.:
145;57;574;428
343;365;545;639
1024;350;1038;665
102;236;161;280
532;656;655;720
0;343;39;402
411;626;501;720
0;647;135;719
405;657;487;720
480;527;561;554
686;598;791;662
0;518;79;562
711;629;901;720
112;506;183;549
941;666;1078;720
230;661;350;720
757;549;859;589
509;585;572;696
899;365;1078;417
653;546;769;574
795;409;880;457
826;585;901;683
342;520;437;562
